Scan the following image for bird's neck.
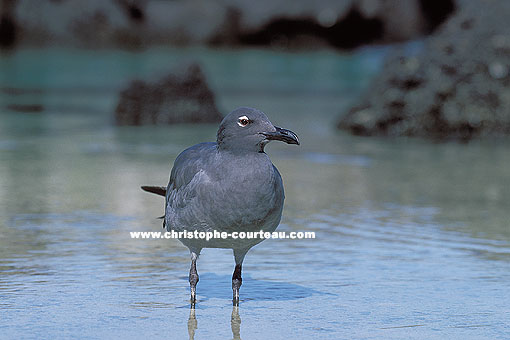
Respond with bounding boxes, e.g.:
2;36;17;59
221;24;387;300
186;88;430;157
217;141;266;154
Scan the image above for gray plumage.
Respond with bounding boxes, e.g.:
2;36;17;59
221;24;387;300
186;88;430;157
142;107;299;306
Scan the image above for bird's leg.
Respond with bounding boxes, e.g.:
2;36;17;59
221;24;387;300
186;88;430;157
232;248;248;306
189;251;199;308
232;264;242;306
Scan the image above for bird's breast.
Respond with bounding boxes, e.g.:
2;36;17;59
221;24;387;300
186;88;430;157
168;152;285;234
206;156;284;230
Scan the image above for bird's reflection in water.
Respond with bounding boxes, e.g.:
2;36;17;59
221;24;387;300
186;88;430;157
187;306;242;340
187;308;197;340
231;306;241;340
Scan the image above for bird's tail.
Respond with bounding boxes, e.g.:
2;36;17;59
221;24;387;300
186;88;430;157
141;186;167;228
141;185;166;197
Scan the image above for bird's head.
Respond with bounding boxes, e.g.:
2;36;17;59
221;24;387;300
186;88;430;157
217;107;299;152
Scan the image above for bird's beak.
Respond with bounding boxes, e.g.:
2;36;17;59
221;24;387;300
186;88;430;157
263;126;300;145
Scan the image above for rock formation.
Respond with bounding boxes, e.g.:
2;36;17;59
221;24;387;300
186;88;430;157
115;63;222;125
338;0;510;140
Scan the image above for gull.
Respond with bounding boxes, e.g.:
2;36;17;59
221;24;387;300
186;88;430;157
142;107;299;306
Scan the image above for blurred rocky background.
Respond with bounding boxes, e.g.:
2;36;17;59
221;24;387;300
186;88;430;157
0;0;453;50
2;0;510;141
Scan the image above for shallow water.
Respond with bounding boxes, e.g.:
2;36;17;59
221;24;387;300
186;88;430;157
1;47;509;339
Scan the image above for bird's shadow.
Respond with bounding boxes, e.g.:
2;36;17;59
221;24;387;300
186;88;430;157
185;272;322;303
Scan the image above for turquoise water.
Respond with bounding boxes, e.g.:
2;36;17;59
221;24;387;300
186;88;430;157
1;47;509;339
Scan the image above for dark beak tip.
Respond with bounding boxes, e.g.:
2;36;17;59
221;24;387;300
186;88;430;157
288;131;300;146
272;126;299;145
289;136;300;146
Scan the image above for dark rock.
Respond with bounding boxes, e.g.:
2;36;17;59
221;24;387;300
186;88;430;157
418;0;456;33
0;0;17;49
125;3;144;23
235;7;384;50
338;0;510;141
115;63;222;126
0;14;16;48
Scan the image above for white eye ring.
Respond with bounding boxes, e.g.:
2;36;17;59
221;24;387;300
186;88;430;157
237;115;250;127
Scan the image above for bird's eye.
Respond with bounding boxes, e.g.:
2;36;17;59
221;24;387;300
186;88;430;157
237;116;250;127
